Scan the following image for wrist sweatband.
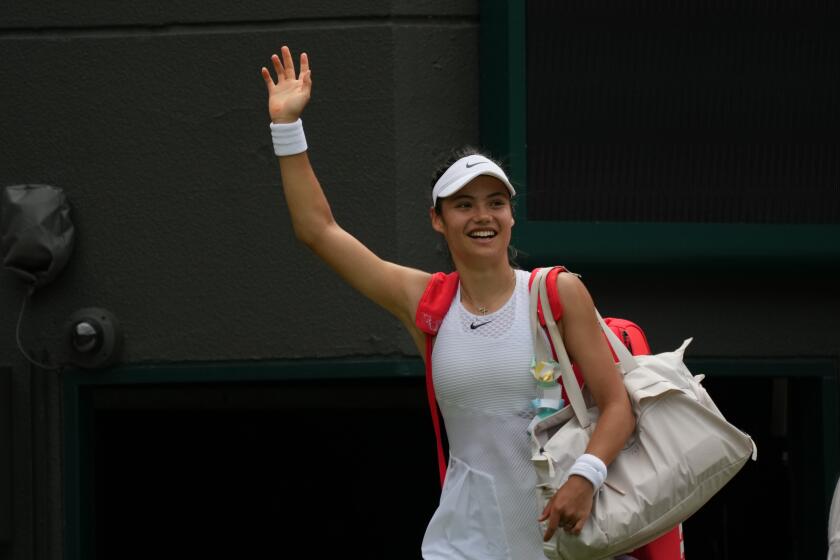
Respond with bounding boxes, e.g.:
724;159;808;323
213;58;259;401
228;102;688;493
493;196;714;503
568;453;608;492
270;119;307;156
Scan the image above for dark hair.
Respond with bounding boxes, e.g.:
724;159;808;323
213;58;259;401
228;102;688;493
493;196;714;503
430;146;520;267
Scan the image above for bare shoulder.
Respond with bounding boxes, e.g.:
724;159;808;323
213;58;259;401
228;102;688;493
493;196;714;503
554;270;595;312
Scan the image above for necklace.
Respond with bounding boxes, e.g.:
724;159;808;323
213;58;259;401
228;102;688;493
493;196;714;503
460;268;516;316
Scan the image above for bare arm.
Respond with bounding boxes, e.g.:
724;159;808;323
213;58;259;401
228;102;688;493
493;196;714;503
556;273;634;465
539;273;635;540
261;47;429;333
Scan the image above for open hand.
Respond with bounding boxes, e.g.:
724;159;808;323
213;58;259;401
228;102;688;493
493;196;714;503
261;45;312;124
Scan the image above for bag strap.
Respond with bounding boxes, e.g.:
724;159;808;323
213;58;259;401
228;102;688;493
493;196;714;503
415;272;459;335
424;334;447;486
530;268;640;428
529;267;565;326
529;267;552;365
415;271;460;487
532;268;591;428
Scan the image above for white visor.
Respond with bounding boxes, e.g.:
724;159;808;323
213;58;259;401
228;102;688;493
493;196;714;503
431;155;515;206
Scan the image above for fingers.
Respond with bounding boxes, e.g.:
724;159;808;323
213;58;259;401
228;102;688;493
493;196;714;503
542;504;561;541
540;492;587;541
541;476;594;541
271;53;285;83
260;67;274;90
281;45;296;79
300;52;309;75
540;494;558;541
542;515;581;542
543;522;557;541
265;47;308;84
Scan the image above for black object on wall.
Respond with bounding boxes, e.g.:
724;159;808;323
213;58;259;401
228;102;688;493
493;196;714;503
1;184;77;371
2;185;124;371
63;308;123;370
1;184;74;288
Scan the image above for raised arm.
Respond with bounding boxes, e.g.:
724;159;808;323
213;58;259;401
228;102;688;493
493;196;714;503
260;47;429;338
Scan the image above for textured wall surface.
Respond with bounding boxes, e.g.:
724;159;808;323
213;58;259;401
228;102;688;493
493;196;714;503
0;11;478;365
0;2;478;558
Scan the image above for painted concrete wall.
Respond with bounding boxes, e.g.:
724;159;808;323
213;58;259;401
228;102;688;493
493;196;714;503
0;3;478;558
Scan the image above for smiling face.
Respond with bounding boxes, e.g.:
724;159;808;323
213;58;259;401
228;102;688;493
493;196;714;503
430;175;515;267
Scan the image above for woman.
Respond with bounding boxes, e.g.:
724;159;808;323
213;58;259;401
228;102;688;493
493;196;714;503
260;46;634;559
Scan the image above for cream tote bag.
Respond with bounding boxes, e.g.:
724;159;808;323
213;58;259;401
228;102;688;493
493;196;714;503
528;268;757;560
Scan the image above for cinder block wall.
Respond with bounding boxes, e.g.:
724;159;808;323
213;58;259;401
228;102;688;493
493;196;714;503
0;2;478;557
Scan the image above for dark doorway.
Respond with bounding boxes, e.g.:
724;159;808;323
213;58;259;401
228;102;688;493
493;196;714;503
91;378;440;559
683;375;830;559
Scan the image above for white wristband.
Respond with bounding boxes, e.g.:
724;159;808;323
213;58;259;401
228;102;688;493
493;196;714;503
568;453;608;492
270;119;308;156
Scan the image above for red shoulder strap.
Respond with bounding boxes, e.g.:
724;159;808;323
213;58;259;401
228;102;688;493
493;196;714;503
528;267;567;325
529;266;586;401
415;271;459;486
424;335;447;486
415;272;459;335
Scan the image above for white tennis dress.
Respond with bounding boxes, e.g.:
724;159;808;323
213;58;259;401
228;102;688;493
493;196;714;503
421;269;546;559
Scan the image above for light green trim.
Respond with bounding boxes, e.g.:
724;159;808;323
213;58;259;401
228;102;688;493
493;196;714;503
63;378;92;560
479;0;526;226
514;222;840;268
62;357;423;387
